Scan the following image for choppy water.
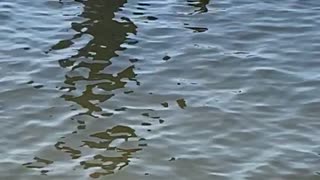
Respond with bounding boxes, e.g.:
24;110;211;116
1;0;320;179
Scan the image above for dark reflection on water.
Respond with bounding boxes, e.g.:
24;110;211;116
24;0;144;178
23;157;53;169
61;64;137;115
80;125;142;178
187;0;210;13
25;124;144;178
56;0;138;116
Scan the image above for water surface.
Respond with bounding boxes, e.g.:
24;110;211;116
1;0;320;179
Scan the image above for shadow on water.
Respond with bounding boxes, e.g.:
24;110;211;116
23;0;145;178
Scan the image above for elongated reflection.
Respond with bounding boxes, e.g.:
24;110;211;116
24;0;144;178
57;0;139;116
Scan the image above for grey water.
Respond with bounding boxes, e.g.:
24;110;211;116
1;0;320;179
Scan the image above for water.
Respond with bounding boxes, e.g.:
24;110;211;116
1;0;320;179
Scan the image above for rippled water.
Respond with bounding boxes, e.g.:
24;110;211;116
2;0;320;179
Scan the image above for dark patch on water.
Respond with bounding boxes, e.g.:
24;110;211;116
176;99;187;109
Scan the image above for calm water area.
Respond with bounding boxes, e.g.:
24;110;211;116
1;0;320;179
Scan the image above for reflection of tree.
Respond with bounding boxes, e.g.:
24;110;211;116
23;0;145;178
61;65;137;115
80;125;143;178
24;125;144;178
187;0;210;13
55;0;138;116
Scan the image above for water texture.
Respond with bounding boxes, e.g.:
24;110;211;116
1;0;320;179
